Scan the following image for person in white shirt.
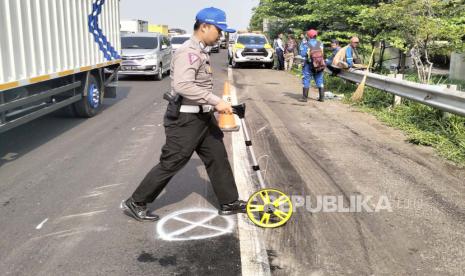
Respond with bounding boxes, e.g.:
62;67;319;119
275;33;285;70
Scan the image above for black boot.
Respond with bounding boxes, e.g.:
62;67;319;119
121;198;159;222
299;88;309;102
318;88;325;102
219;200;247;215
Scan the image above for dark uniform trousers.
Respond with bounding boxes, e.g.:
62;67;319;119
131;111;239;206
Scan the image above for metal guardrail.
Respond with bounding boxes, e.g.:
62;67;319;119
293;55;465;117
335;70;465;117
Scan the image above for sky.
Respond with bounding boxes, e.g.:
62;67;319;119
120;0;260;32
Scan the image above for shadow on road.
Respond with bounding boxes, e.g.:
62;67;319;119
0;86;132;168
147;158;220;210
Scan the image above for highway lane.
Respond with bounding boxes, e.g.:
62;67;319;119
0;50;243;275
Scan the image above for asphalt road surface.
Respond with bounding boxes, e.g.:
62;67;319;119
1;50;465;276
0;50;241;276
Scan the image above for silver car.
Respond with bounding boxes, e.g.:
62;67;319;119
170;34;191;53
119;33;172;80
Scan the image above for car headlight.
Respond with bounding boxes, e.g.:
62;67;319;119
145;54;157;60
234;43;245;51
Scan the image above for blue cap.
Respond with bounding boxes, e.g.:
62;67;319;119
196;7;236;33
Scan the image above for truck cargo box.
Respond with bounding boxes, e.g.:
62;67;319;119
0;0;122;92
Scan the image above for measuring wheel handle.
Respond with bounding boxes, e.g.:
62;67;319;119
232;103;246;119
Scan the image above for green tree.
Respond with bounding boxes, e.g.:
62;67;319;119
355;0;465;82
250;0;465;81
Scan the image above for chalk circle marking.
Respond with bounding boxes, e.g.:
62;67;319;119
156;208;235;241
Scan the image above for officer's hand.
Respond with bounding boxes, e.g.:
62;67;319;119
215;100;233;114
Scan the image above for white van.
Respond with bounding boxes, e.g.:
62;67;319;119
119;33;172;80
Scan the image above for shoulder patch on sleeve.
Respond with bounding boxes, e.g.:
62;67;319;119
188;53;200;65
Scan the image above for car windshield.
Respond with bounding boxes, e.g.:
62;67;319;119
171;36;190;45
237;36;267;45
122;37;158;49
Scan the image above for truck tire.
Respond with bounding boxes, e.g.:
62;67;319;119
74;75;102;118
265;63;274;69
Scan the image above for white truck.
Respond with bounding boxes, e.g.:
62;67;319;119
0;0;121;133
120;19;148;34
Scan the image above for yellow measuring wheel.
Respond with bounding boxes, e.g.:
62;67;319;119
246;188;293;228
231;104;293;228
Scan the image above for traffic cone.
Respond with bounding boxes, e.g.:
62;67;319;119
219;81;240;132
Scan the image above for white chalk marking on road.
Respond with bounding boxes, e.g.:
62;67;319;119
173;216;231;233
31;229;74;240
256;126;268;134
58;210;106;220
167;213;218;237
31;227;109;241
35;218;48;230
1;152;18;161
81;192;104;198
156;208;234;241
117;159;130;163
229;67;271;276
143;124;156;127
94;183;124;190
257;154;271;184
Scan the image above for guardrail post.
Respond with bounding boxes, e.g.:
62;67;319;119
389;74;403;106
448;85;458;91
439;84;457;119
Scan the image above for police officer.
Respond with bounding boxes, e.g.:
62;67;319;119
122;7;247;222
299;29;325;102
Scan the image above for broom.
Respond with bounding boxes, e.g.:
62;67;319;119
351;47;376;102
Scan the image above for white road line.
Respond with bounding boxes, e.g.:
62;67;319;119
229;67;271;276
35;218;48;230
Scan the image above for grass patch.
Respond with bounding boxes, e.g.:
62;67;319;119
323;74;465;166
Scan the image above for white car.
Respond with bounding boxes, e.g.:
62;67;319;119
220;34;227;48
170;34;191;53
119;33;172;80
228;33;274;69
211;41;220;53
